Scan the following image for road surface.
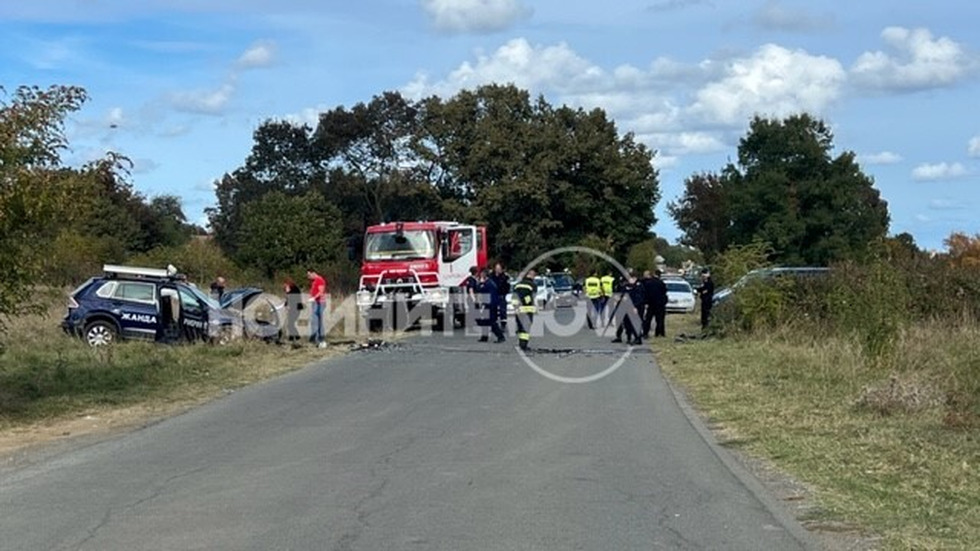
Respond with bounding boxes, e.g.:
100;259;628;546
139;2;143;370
0;307;814;550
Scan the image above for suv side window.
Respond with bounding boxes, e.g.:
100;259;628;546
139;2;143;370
178;287;202;311
95;282;118;298
112;282;156;304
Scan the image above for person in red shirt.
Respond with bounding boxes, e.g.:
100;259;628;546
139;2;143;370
306;268;328;348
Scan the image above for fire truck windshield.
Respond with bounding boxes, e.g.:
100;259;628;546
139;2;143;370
364;230;436;261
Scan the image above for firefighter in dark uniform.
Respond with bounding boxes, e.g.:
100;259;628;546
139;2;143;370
696;268;715;330
476;269;506;343
512;268;538;351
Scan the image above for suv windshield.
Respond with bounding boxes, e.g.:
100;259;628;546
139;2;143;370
181;283;221;310
365;230;436;261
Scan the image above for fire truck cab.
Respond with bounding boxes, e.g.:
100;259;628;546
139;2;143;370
356;221;488;330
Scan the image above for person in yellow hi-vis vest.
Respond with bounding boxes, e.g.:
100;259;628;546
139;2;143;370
512;268;538;351
600;273;615;327
584;272;603;329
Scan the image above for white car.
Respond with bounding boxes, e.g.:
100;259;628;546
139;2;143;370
505;276;556;314
664;279;696;313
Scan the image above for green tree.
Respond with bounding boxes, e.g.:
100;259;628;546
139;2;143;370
727;115;889;264
208;122;320;256
210;85;659;270
236;191;344;278
1;85;96;323
668;172;729;261
418;85;659;265
314;91;440;226
672;114;889;265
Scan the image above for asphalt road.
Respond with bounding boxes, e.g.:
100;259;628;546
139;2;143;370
0;307;814;550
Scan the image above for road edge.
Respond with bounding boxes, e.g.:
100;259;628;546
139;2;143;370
657;363;823;550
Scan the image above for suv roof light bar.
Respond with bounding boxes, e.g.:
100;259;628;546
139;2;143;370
103;264;179;279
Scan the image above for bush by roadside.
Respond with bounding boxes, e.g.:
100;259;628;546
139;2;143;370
659;244;980;548
659;317;980;550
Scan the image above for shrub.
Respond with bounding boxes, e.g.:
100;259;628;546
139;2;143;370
710;241;774;287
823;259;910;359
129;237;240;286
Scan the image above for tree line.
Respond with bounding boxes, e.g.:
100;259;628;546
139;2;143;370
1;85;196;324
5;82;976;328
208;85;661;277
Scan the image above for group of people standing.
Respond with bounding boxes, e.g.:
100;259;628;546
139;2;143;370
464;263;716;352
585;270;669;346
585;267;716;345
227;262;714;352
462;263;537;351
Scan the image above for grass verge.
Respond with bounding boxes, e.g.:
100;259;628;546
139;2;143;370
0;301;343;440
656;313;980;550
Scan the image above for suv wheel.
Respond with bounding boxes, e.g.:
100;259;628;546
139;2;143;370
84;321;117;347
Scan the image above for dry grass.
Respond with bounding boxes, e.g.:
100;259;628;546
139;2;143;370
0;299;344;438
657;314;980;550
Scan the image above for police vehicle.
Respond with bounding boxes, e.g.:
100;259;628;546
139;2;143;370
62;264;270;347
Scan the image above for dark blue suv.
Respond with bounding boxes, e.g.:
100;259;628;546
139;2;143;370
62;265;245;346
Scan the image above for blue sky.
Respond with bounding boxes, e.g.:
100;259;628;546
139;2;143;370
2;0;978;251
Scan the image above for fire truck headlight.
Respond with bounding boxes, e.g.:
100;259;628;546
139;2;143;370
356;290;373;307
427;288;448;304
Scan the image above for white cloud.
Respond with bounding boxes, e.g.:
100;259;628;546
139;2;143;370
860;151;902;165
168;42;273;116
284;105;330;128
652;154;679;170
420;0;531;34
642;131;726;155
911;162;968;181
106;107;126;128
915;213;932;222
752;0;834;33
237;40;276;69
403;39;603;99
403;38;851;165
851;27;975;92
688;44;846;126
969;136;980;157
170;82;236;115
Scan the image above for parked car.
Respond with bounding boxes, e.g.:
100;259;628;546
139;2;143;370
712;267;831;305
506;275;557;314
534;275;556;310
549;273;579;308
664;278;696;313
62;264;275;347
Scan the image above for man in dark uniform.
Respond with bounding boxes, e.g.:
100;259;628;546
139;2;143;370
461;266;479;329
476;269;505;343
696;268;715;330
512;268;538;351
491;262;510;329
612;274;645;345
642;270;669;338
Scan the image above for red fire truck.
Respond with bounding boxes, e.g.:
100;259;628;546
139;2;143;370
356;221;488;330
